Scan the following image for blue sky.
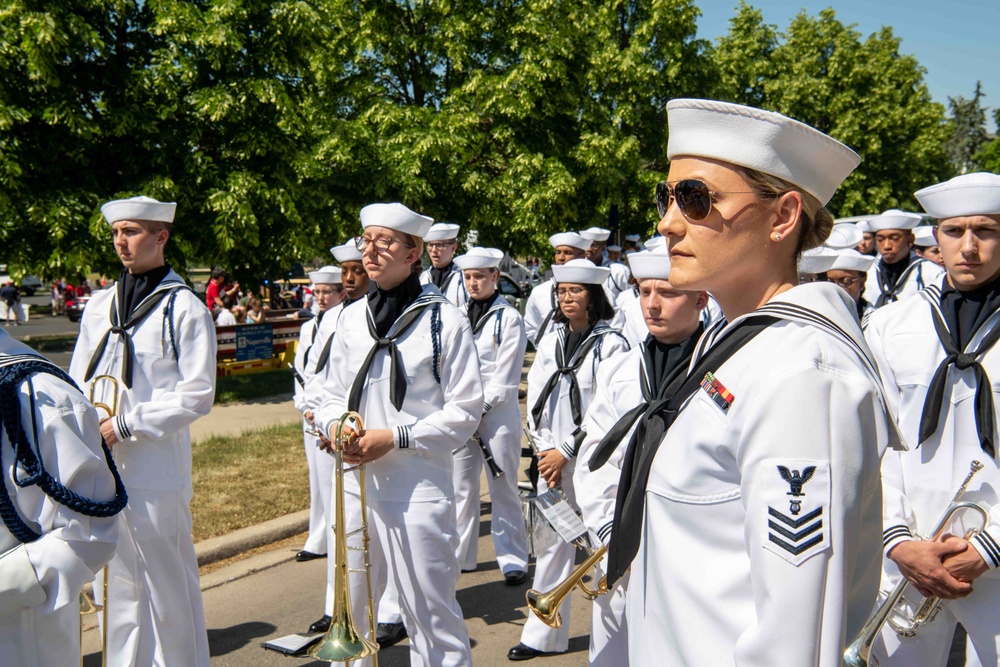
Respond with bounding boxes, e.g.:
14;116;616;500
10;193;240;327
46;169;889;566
694;0;999;131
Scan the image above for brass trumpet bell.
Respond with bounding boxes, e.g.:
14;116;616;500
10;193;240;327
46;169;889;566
308;626;379;662
526;545;608;628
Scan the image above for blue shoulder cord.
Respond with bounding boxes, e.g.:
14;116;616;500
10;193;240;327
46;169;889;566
431;304;443;384
0;361;128;544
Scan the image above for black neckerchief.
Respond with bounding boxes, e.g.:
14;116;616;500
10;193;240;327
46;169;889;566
468;291;499;331
589;326;703;472
369;274;422;338
876;253;919;307
430;264;454;290
563;326;592;360
879;254;911;292
604;316;777;585
119;265;170;319
919;278;1000;457
941;274;1000;351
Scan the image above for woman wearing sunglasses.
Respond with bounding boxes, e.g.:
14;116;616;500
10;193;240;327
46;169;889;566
510;259;629;661
607;99;901;666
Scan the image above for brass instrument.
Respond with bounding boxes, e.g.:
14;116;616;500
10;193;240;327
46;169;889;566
844;460;987;667
526;544;609;628
308;412;379;663
81;374;119;667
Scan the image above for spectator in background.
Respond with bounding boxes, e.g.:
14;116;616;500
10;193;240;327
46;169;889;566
206;268;239;310
215;296;238;326
52;282;66;316
247;297;266;323
232;305;248;324
1;281;20;326
76;278;92;297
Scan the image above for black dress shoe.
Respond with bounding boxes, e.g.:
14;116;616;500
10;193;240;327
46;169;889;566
507;643;551;661
376;622;408;648
296;550;326;562
308;615;332;634
503;570;528;586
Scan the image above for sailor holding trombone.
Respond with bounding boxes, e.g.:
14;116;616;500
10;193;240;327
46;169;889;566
865;172;1000;665
314;203;483;667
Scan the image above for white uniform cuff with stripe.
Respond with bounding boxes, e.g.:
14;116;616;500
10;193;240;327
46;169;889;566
883;524;913;556
394;425;412;449
971;529;1000;570
596;521;613;546
113;414;132;442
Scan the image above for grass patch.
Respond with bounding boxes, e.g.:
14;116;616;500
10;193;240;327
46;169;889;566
215;369;294;405
191;422;309;542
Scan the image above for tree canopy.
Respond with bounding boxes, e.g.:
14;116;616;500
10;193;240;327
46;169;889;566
0;0;968;282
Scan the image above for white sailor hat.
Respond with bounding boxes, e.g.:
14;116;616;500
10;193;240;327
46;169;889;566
913;226;938;248
330;241;363;263
855;219;873;233
552;259;610;285
579;227;611;242
624;234;641;243
666;99;861;206
798;247;838;274
866;209;924;232
644;236;666;251
628;249;672;281
309;266;342;285
827;249;875;273
359;203;434;238
824;222;863;250
607;244;622;252
915;172;1000;219
548;232;591;251
454;247;504;270
424;222;461;242
101;196;176;226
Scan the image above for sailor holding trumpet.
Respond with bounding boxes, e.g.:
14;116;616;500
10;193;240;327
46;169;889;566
865;172;1000;666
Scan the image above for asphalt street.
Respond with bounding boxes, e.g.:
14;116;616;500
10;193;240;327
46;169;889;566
5;291;83;369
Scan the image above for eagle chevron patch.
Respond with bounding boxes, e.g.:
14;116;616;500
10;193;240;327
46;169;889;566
761;459;831;566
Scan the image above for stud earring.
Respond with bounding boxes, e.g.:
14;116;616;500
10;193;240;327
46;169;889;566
773;234;781;241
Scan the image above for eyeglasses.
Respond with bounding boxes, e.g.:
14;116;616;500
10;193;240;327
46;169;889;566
354;235;415;252
826;276;861;288
426;241;456;251
655;180;764;220
312;287;342;296
556;286;587;300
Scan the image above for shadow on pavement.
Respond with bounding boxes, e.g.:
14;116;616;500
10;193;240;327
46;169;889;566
210;621;277;656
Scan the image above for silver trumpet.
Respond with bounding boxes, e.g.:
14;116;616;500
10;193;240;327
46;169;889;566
844;460;988;667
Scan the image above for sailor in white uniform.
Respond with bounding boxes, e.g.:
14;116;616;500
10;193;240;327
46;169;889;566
419;222;468;309
293;266;343;562
522;232;590;347
580;227;631;302
0;332;125;667
450;247;530;583
69;196;217;667
574;248;707;666
818;249;877;324
509;259;629;661
612;99;896;666
865;172;1000;666
913;223;945;267
863;209;945;307
315;203;482;667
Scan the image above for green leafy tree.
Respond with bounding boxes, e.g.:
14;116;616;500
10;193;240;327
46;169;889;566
946;81;989;174
714;4;951;215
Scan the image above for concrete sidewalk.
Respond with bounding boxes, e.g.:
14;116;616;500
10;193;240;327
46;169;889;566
191;392;302;443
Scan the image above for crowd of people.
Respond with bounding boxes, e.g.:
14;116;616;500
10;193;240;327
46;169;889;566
3;97;1000;667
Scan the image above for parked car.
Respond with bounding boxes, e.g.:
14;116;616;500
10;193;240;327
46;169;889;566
0;268;42;296
66;293;91;323
498;272;527;314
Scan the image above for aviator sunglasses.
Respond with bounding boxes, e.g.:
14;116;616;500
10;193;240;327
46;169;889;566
655;180;763;220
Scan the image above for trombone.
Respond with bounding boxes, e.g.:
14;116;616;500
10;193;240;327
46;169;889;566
308;411;379;664
844;460;988;667
526;543;609;628
80;374;119;667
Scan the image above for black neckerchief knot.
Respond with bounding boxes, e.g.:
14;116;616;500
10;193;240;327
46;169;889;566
530;328;600;429
346;298;436;412
604;316;777;586
918;305;1000;458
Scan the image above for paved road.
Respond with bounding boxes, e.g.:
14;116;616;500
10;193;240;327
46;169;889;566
83;494;594;666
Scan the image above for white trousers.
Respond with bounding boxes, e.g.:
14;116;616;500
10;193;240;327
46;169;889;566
519;462;577;653
590;565;629;666
99;488;209;667
452;433;529;574
370;495;472;667
303;431;334;555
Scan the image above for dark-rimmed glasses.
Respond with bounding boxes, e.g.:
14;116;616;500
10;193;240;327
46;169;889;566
354;235;415;252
